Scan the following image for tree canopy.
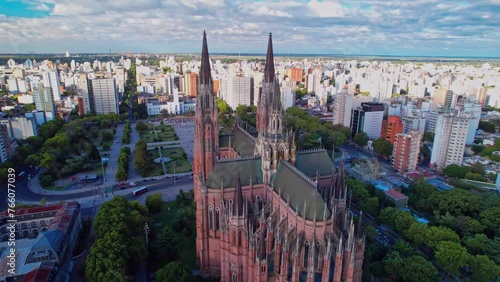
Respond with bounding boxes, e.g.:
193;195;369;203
373;138;393;157
353;132;369;147
155;261;193;282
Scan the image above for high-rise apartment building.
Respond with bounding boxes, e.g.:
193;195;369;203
188;71;198;97
280;78;296;110
91;78;119;115
351;102;385;139
430;113;470;171
33;82;55;112
332;89;353;127
392;130;421;173
42;71;62;101
77;74;94;115
0;124;11;164
0;117;37;140
226;75;253;110
455;98;482;145
285;67;303;82
383;116;403;144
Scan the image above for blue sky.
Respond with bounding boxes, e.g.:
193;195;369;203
0;0;499;57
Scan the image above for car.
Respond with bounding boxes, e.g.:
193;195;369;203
155;177;162;180
118;182;126;186
130;182;137;186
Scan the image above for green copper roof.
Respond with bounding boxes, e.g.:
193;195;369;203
206;158;262;189
295;150;334;177
219;135;231;148
271;161;329;221
233;127;256;156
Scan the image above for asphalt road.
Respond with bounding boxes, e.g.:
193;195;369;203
0;174;193;211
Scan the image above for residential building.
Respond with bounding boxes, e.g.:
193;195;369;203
34;82;55;112
430;112;470;171
285;67;303;82
0;117;37;140
280;78;295;110
91;78;119;115
194;32;364;282
25;111;54;126
332;89;353;127
0;124;12;164
392;130;421;173
0;202;82;282
77;74;93;115
42;71;61;102
383;116;403;144
351;102;384;139
226;75;253;110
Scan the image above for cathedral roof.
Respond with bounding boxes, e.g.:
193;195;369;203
206;157;262;189
233;126;256;156
219;134;231;147
295;149;334;178
271;161;330;221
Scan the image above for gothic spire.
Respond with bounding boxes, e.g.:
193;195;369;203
357;211;364;239
264;32;275;83
233;173;244;216
200;30;212;85
335;160;345;198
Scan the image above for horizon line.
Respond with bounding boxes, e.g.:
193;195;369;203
1;52;499;60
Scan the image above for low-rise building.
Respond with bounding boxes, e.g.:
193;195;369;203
0;202;82;282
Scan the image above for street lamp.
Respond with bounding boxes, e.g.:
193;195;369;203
101;157;106;183
144;222;150;245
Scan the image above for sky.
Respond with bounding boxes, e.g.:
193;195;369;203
0;0;499;57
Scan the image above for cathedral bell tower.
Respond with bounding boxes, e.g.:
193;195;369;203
194;30;219;182
254;33;296;184
194;31;220;274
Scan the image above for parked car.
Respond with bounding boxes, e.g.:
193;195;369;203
130;182;137;186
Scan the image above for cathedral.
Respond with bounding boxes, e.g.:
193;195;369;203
193;31;365;282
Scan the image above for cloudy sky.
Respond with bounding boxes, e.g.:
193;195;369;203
0;0;499;57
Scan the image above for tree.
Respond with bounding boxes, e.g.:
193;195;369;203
404;222;429;246
423;131;435;142
135;121;148;132
217;98;230;114
423;226;460;249
40;197;46;205
443;164;470;178
353;132;369;147
373;138;393;157
400;255;440;282
472;144;485;154
155;261;193;282
463;233;490;255
467;163;485;177
145;193;163;213
469;254;500;282
479;121;496;133
434;241;470;276
464;172;488;182
39;174;54;188
156;226;179;263
133;140;152;177
383;251;403;279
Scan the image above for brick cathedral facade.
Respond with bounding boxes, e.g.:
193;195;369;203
193;31;365;282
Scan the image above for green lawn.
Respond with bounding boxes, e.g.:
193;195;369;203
145;147;191;176
166;159;192;174
461;179;497;189
149;201;197;270
140;124;178;143
144;163;166;177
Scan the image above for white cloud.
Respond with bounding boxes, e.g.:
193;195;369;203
307;0;345;18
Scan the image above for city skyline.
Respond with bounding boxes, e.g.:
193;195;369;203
0;0;499;57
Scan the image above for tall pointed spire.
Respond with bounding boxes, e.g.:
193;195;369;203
233;173;244;216
264;32;275;83
356;211;364;239
200;30;212;85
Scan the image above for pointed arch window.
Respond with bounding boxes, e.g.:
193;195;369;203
303;241;310;268
314;243;320;269
215;207;220;230
232;273;237;282
208;207;213;230
257;196;263;212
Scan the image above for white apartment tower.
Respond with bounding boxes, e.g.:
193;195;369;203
430;113;471;171
333;89;353;127
226;75;253;110
33;83;55;112
42;71;62;101
91;78;119;115
78;74;93;114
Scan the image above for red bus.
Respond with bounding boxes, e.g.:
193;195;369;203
133;186;148;196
